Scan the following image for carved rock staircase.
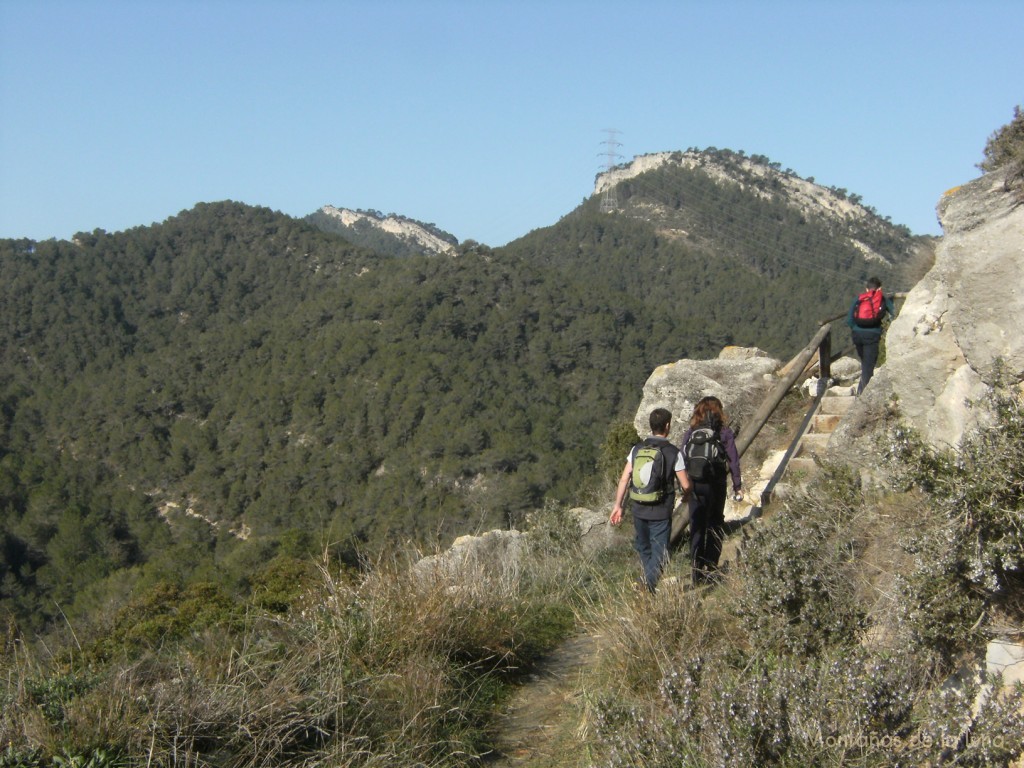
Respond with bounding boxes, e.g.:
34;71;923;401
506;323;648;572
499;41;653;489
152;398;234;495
716;384;856;573
782;385;856;482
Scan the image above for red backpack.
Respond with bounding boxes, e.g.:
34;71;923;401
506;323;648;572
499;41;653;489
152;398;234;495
854;289;884;328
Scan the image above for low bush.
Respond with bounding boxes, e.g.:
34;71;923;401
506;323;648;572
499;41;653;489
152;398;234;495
980;104;1024;194
889;382;1024;633
585;388;1024;766
735;463;866;656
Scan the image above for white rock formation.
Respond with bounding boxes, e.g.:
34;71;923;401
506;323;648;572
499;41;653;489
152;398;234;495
833;169;1024;455
632;346;780;444
319;205;456;255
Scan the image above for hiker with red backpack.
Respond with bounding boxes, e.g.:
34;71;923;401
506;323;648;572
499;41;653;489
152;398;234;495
847;276;897;394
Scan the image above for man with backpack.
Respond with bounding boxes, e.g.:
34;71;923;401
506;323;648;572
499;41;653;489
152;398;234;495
847;276;897;394
610;408;693;593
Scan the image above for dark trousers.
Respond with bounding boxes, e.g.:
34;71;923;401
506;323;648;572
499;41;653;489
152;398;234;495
633;516;671;592
689;480;726;585
853;334;880;394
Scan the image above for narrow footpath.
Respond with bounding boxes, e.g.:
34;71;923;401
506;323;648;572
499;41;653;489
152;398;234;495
485;633;598;767
485;383;858;765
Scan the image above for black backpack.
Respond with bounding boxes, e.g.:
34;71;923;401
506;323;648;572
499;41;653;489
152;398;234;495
628;439;671;504
684;427;726;482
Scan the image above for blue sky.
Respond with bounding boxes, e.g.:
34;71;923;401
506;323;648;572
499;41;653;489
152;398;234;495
1;0;1021;246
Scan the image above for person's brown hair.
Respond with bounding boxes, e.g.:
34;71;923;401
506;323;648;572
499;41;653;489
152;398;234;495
689;396;726;431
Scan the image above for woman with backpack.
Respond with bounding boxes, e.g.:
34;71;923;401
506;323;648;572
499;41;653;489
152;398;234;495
848;276;897;395
679;396;742;586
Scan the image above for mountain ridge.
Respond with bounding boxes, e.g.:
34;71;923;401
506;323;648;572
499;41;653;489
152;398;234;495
590;147;925;272
0;147;932;632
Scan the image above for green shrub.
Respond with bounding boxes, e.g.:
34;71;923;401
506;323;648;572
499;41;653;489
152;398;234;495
597;420;639;486
980;105;1024;192
892;521;986;669
51;749;128;768
889;384;1024;593
24;671;97;728
592;641;1024;767
87;581;241;661
0;746;44;768
735;464;866;656
249;554;319;613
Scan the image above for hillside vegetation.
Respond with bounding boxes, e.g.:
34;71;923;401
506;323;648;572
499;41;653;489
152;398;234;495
0;205;661;631
7;115;1024;764
2;386;1021;767
505;148;929;356
1;150;928;636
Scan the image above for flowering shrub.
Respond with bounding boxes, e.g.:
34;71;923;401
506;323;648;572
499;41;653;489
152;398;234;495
890;383;1024;593
735;464;866;656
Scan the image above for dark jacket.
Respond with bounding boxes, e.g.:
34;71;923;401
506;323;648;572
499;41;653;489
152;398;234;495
629;436;681;522
680;425;741;493
847;291;896;340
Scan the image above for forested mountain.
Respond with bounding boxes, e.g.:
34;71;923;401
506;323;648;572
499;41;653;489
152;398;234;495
0;150;932;631
504;148;932;356
0;203;668;630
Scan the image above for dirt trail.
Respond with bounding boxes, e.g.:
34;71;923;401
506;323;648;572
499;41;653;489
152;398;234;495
484;633;598;767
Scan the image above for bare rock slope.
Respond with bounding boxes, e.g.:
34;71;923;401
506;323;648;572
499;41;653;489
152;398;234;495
832;169;1024;458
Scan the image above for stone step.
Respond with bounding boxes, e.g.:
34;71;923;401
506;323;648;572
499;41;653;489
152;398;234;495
795;433;831;457
787;456;819;477
770;482;796;501
819;395;855;415
828;383;858;396
811;413;842;433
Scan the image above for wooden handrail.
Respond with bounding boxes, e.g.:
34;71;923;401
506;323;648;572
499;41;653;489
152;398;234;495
734;322;832;458
671;322;833;543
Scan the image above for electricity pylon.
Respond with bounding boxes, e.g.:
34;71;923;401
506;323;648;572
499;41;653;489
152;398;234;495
599;128;624;213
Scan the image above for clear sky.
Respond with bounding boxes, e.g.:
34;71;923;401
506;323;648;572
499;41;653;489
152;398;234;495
1;0;1021;246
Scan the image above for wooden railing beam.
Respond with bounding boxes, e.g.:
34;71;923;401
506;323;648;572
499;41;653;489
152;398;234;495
734;323;833;458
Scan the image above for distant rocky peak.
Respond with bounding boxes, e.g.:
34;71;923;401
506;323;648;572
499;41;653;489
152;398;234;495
315;206;458;257
595;149;904;265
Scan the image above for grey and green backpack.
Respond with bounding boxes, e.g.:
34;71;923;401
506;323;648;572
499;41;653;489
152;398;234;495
629;440;669;504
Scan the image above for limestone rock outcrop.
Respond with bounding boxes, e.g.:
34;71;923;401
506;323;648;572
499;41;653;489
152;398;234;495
414;529;527;581
632;346;780;444
832;169;1024;459
316;205;457;256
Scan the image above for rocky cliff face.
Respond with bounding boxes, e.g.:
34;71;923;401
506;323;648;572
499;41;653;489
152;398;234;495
833;168;1024;459
622;166;1021;481
314;205;457;256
